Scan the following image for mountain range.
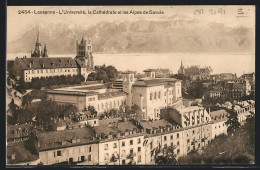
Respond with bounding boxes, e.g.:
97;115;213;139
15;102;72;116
7;15;254;54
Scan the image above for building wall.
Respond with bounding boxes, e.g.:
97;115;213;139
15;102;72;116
94;96;127;114
98;140;120;165
98;136;145;165
118;136;145;165
47;93;87;111
24;67;79;82
211;121;228;139
39;143;98;165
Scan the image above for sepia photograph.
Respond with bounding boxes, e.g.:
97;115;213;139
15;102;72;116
6;5;255;166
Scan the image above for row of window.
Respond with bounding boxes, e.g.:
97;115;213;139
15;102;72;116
104;138;141;150
25;73;76;81
26;68;79;74
53;146;92;158
97;100;126;111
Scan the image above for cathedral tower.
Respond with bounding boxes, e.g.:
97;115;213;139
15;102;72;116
31;29;42;58
76;35;87;58
178;60;185;75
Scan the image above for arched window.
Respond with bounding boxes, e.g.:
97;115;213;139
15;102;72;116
113;101;116;107
150;93;153;100
110;102;112;109
106;103;108;109
154;92;157;99
158;92;161;99
118;100;120;106
101;103;104;110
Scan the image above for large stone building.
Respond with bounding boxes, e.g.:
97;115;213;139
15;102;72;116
207;78;251;100
12;31;94;82
47;70;182;121
46;84;127;114
178;60;212;81
122;70;182;120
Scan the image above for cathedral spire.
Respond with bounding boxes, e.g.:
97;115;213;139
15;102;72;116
31;28;42;57
36;28;40;43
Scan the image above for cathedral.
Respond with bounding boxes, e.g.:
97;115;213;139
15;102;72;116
75;34;94;70
178;60;213;80
13;30;94;82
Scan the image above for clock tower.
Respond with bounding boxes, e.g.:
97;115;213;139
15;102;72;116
122;72;135;108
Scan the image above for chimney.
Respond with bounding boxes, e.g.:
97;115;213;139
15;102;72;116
72;139;76;143
29;63;32;68
11;152;16;160
62;140;66;146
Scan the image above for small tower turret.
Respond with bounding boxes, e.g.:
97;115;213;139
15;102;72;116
42;44;48;57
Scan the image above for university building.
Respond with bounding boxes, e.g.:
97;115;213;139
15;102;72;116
46;70;182;120
12;30;94;82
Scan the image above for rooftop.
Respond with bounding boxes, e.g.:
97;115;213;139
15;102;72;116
176;106;205;114
94;121;144;141
15;57;89;70
133;78;180;87
210;109;229;120
37;127;98;151
7;124;33;140
98;91;126;100
140;119;173;130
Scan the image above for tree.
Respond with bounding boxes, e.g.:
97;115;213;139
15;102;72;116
8;99;19;115
186;81;207;99
87;72;97;81
36;99;61;126
105;65;118;81
87;105;97;116
130;104;142;121
62;104;78;117
225;109;241;134
96;69;109;82
24;131;38;155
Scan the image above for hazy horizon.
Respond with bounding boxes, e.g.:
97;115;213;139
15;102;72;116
7;52;254;77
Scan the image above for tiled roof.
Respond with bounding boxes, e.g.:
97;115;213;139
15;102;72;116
7;141;39;165
7;124;33;140
98;91;126;100
210;109;229;120
140;119;173;130
46;90;98;96
176;106;204;114
74;85;107;91
15;57;89;70
94;121;144;142
133;78;179;87
37;127;98;151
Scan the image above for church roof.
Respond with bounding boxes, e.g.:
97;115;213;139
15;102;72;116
15;57;88;70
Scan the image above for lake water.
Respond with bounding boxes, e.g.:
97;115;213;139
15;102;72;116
7;53;255;77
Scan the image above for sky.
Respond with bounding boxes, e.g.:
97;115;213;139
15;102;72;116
6;6;255;76
7;5;255;42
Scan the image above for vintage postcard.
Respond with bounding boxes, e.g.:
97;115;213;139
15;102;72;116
6;5;255;166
